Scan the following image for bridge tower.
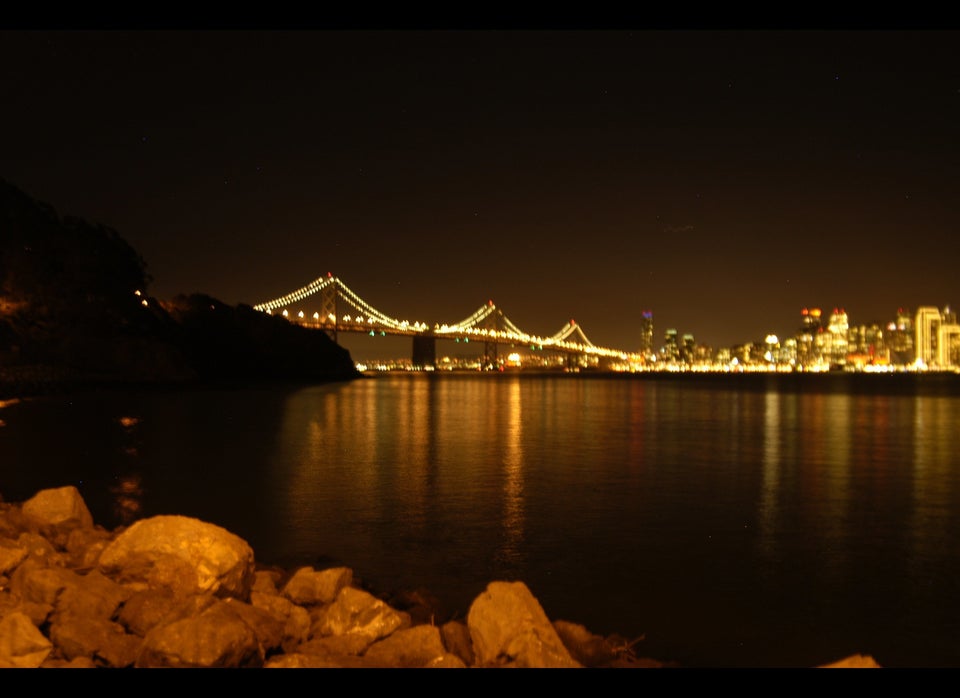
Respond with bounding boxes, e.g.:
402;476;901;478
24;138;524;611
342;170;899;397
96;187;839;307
318;278;339;344
480;301;505;370
412;333;437;369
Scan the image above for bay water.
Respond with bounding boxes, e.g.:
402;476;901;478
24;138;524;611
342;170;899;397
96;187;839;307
2;372;958;667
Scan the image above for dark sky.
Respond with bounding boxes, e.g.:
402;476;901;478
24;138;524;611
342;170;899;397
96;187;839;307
3;30;959;357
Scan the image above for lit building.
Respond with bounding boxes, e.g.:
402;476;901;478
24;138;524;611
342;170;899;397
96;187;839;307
889;308;914;366
763;334;780;364
662;328;679;363
781;337;798;366
797;308;823;367
639;311;654;359
825;308;849;367
681;333;695;365
915;306;941;367
849;323;886;363
694;343;713;365
940;323;960;367
937;306;959;368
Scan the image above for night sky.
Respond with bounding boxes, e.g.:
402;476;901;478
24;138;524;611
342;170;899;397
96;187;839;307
3;29;959;357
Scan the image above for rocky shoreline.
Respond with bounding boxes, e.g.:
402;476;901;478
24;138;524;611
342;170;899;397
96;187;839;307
0;486;879;668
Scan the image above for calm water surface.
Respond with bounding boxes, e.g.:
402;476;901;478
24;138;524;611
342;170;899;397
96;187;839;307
2;372;959;668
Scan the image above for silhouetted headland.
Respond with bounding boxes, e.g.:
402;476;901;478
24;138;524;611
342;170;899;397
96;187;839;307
0;178;359;398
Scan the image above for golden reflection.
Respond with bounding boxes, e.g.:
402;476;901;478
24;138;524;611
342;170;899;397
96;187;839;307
758;390;781;561
396;377;432;533
818;393;852;581
0;398;20;409
910;397;953;570
118;416;140;429
499;377;525;565
110;474;144;523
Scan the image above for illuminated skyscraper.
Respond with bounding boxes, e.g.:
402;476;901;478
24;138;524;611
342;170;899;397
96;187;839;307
937;305;959;368
797;308;822;367
663;328;679;362
889;308;914;366
940;323;960;367
639;311;654;359
681;333;695;365
915;306;941;367
824;308;849;367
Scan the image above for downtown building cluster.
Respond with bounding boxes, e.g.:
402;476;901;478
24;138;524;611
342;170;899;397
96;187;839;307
638;305;960;373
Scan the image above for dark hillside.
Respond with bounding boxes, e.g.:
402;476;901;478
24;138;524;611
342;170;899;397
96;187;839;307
0;178;358;395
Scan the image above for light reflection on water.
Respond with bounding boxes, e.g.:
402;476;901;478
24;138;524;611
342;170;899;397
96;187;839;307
1;373;959;667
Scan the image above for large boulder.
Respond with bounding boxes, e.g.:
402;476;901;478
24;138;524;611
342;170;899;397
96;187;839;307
20;486;94;536
467;581;581;668
97;515;255;599
135;598;263;668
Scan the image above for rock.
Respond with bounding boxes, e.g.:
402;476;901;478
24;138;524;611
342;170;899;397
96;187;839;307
97;515;255;600
363;624;448;668
250;590;311;652
56;569;131;620
8;558;75;606
252;568;282;594
20;487;94;544
15;532;62;566
310;586;410;645
440;620;475;666
135;598;263;668
467;581;582;668
0;487;687;669
64;526;113;570
553;619;621;667
0;611;53;668
219;598;285;656
41;655;98;668
0;539;27;575
117;587;181;637
281;565;352;605
294;635;374;666
425;653;469;668
47;614;141;667
818;654;882;668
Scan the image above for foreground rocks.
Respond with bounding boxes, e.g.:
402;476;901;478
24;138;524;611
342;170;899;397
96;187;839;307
0;486;879;668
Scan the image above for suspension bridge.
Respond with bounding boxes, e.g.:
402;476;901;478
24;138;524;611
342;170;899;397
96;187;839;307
253;273;642;369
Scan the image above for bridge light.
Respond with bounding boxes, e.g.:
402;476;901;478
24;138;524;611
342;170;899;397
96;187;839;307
282;310;288;317
298;311;304;319
369;330;375;336
313;312;320;320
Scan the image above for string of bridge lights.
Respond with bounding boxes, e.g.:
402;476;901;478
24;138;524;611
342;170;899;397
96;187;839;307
252;273;631;359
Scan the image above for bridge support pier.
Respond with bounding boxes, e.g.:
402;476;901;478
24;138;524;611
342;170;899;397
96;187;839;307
412;335;436;370
483;341;499;370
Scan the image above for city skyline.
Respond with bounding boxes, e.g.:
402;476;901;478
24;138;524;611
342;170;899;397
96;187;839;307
3;29;958;352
